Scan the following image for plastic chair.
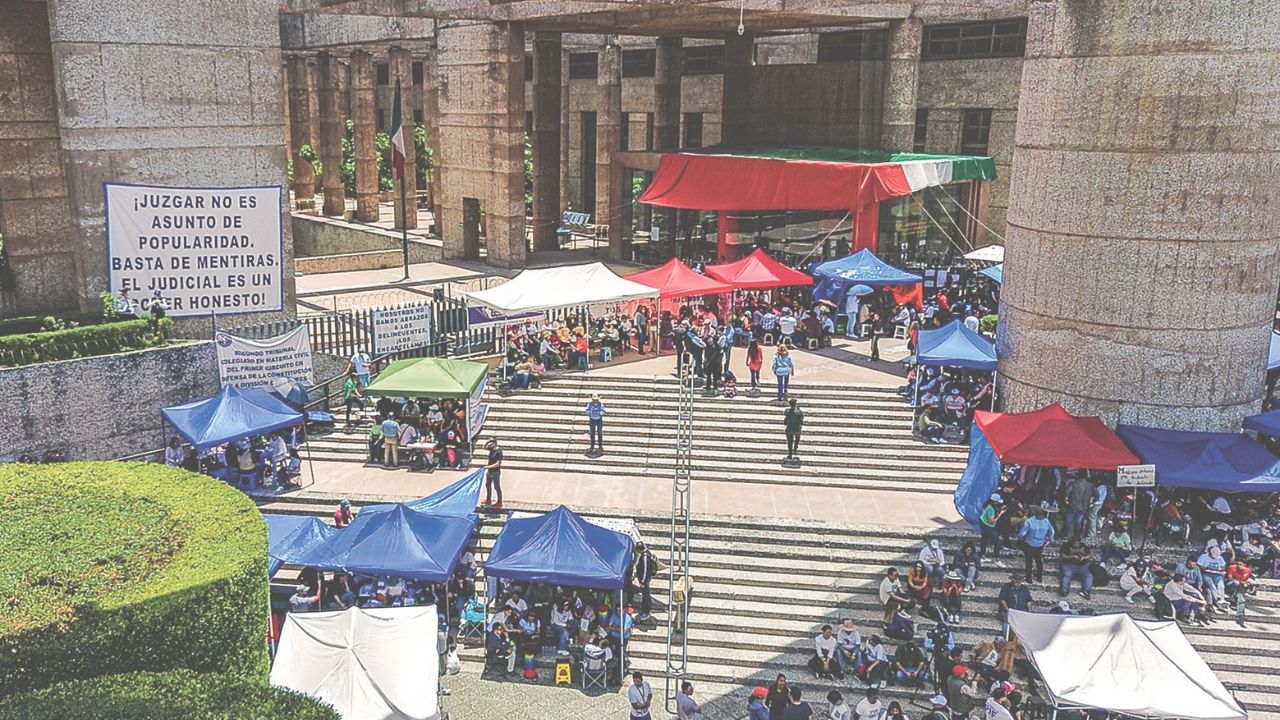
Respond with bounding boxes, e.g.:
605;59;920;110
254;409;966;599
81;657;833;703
894;324;909;339
762;332;777;346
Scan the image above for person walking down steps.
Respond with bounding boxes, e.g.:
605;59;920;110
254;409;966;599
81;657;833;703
586;393;607;453
481;438;503;509
784;399;804;461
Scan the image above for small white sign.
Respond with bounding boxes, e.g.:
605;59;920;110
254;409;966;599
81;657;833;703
1117;464;1156;488
372;305;433;356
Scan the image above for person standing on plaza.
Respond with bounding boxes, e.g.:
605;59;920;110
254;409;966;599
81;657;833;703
783;399;804;460
632;541;658;621
1064;473;1095;541
586;394;607;452
766;674;790;720
676;681;699;720
628;671;654;720
783;687;813;720
381;413;401;467
748;687;770;720
346;349;372;388
482;438;504;508
772;344;794;401
1017;506;1054;583
867;311;883;361
747;338;764;391
634;305;651;355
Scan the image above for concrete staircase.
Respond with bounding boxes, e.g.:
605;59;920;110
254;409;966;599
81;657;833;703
259;494;1280;719
305;373;971;494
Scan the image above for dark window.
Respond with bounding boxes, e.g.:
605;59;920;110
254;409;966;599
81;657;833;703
960;109;992;155
682;45;724;75
683;112;703;148
524;55;533;81
412;61;423;85
621;112;630;151
923;19;1026;61
376;109;386;132
414;109;423;125
645;112;654;150
816;29;889;62
913;108;928;152
525;111;533;133
375;62;390;85
568;52;598;80
622;49;656;77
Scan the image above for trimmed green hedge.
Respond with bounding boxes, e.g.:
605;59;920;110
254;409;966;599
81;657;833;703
0;670;340;720
0;312;109;337
0;462;269;695
0;317;172;367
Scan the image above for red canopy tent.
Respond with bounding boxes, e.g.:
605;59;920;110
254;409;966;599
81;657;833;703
627;258;733;298
973;403;1139;471
704;248;814;290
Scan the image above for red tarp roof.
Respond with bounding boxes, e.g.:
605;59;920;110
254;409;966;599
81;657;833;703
627;258;733;299
638;152;912;212
704;248;814;289
974;403;1139;471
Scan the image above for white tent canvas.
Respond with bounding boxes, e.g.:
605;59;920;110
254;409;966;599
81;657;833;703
1008;610;1245;720
963;244;1004;263
271;606;440;720
466;262;659;313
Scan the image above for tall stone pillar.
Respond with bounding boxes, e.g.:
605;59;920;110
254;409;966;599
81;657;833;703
654;36;683;247
559;47;571;213
317;52;346;217
436;22;526;268
349;49;379;222
721;32;754;146
390;47;418;229
422;44;442;231
596;41;624;260
286;55;315;210
880;18;922;151
531;32;562;252
996;0;1280;431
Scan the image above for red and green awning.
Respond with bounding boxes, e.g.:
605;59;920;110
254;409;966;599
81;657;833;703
638;145;997;212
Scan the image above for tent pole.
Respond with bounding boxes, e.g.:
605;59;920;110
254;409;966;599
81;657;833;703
991;370;998;411
303;432;318;489
619;587;626;686
912;366;921;428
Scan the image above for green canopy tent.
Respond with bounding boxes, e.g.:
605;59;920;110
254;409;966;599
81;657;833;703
364;357;491;442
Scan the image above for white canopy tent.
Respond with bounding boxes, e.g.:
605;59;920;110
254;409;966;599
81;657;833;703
963;244;1004;263
1008;610;1245;720
466;262;659;313
270;606;441;720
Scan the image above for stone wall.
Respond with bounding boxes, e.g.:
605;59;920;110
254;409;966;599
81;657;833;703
0;341;350;462
292;213;442;262
0;1;79;316
748;62;885;148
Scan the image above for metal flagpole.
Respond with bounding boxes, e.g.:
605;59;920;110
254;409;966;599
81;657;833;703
396;76;410;282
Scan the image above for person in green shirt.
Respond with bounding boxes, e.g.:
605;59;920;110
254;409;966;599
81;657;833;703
1101;522;1133;566
367;415;383;463
917;408;945;444
342;371;365;427
980;496;1008;561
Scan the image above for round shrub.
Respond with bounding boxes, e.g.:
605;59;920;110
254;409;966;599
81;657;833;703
0;462;269;695
0;669;340;720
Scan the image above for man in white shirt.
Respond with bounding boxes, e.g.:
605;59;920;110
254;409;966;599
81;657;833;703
919;539;947;584
779;310;798;346
826;690;852;720
628;671;654;720
964;312;980;333
879;568;910;624
347;350;372;387
984;690;1014;720
854;687;885;720
809;624;840;679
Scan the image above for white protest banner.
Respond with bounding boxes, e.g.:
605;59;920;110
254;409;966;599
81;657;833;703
372;305;434;356
105;183;284;317
1117;464;1157;488
215;326;314;388
466;375;489;440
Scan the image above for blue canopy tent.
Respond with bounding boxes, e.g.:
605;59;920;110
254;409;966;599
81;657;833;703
485;505;635;682
362;469;485;517
811;249;923;311
1244;409;1280;438
293;503;478;583
980;265;1003;284
162;386;304;451
264;513;337;577
1115;424;1280;492
1270;332;1280;372
912;319;998;422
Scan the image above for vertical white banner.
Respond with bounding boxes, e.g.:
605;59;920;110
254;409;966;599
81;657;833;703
105;183;284;317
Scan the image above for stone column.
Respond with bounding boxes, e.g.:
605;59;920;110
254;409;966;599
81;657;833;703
531;32;562;252
349;50;379;222
654;36;683;246
559;47;571;213
286;55;315;210
880;17;922;151
596;41;624;260
996;0;1280;431
422;43;442;231
317;52;346;217
390;47;418;229
721;31;754;146
436;22;526;268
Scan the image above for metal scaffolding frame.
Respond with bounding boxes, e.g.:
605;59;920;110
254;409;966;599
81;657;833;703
665;352;695;713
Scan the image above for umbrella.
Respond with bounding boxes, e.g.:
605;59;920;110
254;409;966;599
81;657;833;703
814;299;838;309
268;377;310;409
850;284;874;296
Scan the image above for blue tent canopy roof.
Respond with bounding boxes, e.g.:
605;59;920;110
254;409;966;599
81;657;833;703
162;386;303;451
363;469;484;517
485;505;635;590
264;514;337;578
1244;409;1280;438
1115;424;1280;493
812;249;921;308
291;503;477;582
917;319;997;370
980;265;1003;283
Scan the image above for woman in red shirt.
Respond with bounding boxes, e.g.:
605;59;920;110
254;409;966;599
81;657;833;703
746;339;763;390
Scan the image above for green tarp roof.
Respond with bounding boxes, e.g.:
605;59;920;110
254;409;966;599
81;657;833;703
363;357;488;399
684;145;997;181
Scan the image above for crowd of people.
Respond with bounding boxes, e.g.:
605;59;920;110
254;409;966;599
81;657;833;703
170;427;303;490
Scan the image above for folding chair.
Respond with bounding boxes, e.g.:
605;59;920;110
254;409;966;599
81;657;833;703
581;652;607;690
458;599;486;642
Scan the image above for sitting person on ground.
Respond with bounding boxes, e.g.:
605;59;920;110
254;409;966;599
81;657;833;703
884;606;915;641
944;665;978;720
516;610;541;655
549;597;574;653
892;640;928;687
1160;498;1192;543
510;354;533;389
333;498;353;528
835;618;862;676
1058;537;1095;600
919;539;947;585
853;688;883;720
1101;521;1133;567
1162;573;1208;624
939;568;964;624
1119;558;1155;605
486;621;516;674
1197;545;1229;609
971;638;1002;685
290;583;320;612
917;407;946;444
879;568;911;625
808;624;842;680
996;574;1033;634
528;355;546;387
906;561;934;608
953;542;982;591
860;635;890;688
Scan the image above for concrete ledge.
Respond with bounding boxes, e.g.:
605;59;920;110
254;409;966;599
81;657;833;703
293;212;442;259
296;246;439;274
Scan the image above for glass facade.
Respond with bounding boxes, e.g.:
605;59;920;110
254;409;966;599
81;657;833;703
876;184;967;271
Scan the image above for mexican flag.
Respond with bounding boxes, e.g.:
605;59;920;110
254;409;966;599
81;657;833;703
390;79;406;180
